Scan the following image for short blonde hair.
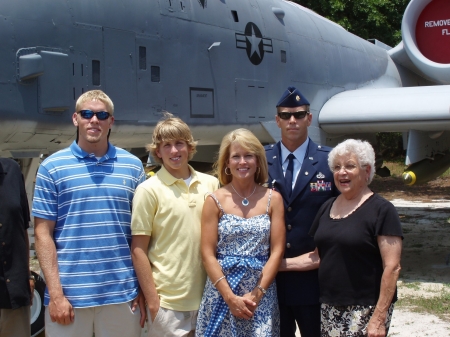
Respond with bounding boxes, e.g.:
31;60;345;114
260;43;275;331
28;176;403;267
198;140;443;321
147;112;197;165
75;90;114;115
214;128;268;185
328;139;376;184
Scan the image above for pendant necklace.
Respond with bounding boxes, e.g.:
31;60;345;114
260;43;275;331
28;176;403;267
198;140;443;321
230;184;257;206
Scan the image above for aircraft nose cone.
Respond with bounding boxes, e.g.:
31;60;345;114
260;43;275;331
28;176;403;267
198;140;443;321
402;171;416;186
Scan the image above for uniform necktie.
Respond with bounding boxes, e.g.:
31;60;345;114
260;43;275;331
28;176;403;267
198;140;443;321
285;153;295;197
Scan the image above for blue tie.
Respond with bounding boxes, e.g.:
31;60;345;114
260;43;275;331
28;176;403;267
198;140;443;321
285;153;295;197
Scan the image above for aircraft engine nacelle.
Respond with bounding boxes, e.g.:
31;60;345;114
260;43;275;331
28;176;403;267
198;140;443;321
402;0;450;84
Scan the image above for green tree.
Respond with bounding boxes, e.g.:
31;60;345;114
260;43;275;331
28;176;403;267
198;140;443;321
291;0;409;47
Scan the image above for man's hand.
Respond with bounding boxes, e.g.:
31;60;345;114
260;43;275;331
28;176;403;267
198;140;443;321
131;290;147;327
48;294;74;325
29;278;35;306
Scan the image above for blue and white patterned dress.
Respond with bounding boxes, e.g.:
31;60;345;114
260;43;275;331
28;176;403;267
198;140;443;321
196;190;280;337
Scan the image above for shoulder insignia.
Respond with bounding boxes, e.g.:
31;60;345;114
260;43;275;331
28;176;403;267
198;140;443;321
316;145;332;152
265;143;276;152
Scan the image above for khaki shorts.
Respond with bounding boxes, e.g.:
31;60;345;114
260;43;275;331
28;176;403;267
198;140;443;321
44;301;142;337
147;307;197;337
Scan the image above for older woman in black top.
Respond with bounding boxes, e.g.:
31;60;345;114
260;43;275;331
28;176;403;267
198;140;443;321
286;139;402;337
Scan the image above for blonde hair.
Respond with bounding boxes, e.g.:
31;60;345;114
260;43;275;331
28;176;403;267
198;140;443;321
75;90;114;115
214;128;268;185
147;112;197;165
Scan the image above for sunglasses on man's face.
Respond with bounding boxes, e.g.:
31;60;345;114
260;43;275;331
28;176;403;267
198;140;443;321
78;110;111;120
277;111;309;120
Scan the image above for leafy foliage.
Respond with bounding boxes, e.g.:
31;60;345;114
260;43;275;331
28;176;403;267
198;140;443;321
376;132;404;159
291;0;409;47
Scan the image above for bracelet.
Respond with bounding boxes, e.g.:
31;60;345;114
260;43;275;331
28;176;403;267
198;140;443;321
29;275;36;282
213;275;226;287
256;285;267;295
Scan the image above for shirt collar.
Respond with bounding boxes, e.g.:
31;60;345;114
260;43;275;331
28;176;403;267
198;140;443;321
70;140;117;161
280;138;309;163
157;164;198;186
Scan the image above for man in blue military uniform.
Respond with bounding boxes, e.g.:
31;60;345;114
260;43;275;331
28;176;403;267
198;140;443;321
265;87;339;337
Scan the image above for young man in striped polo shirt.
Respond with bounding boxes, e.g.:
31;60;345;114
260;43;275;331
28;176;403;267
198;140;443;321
32;90;146;337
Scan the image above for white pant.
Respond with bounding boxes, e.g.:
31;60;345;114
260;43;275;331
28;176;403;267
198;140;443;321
147;307;197;337
45;301;142;337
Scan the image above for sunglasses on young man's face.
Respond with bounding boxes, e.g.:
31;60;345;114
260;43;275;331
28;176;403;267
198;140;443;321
77;110;111;120
277;111;309;120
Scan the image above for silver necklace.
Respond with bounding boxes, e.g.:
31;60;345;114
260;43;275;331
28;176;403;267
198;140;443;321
230;184;257;206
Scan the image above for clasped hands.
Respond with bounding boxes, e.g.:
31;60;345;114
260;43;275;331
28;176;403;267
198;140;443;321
226;288;263;320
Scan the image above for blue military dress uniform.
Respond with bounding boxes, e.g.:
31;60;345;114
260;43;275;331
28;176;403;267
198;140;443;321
265;139;339;336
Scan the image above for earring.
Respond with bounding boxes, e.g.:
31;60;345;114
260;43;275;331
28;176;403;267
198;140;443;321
225;167;231;175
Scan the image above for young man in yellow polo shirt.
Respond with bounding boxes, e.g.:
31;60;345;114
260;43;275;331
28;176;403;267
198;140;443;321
131;113;219;337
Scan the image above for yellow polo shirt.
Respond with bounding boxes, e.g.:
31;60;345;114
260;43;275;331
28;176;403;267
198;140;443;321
131;165;219;311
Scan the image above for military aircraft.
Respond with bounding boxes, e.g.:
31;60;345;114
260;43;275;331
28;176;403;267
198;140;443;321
2;0;449;334
2;0;450;192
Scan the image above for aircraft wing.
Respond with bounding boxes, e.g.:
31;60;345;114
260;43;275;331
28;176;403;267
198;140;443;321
319;84;450;184
319;85;450;134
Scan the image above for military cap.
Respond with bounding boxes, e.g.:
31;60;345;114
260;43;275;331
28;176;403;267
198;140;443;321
276;86;310;107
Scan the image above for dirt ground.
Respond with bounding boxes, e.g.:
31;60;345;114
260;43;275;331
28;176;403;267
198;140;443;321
371;175;450;337
371;175;450;284
370;174;450;203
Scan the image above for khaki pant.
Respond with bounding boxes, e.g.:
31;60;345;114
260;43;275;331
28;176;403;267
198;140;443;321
0;306;31;337
147;307;197;337
45;301;141;337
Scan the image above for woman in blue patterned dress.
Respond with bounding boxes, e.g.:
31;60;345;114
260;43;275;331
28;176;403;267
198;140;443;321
196;128;285;337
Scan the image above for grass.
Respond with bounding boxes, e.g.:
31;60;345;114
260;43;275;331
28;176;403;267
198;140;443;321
382;160;408;177
402;282;421;291
396;284;450;321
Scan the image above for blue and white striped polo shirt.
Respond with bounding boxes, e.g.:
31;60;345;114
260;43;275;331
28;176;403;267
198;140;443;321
32;141;145;308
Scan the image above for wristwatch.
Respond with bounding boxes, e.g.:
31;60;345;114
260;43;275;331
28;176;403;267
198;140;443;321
256;285;267;295
29;275;36;282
